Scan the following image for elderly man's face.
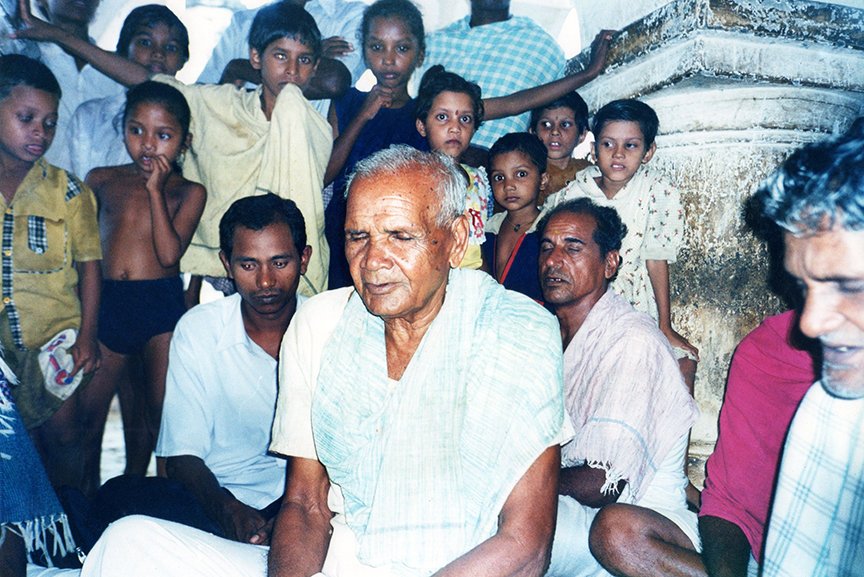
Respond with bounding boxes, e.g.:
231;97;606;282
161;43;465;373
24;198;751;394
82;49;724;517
345;170;468;324
540;211;619;310
784;227;864;399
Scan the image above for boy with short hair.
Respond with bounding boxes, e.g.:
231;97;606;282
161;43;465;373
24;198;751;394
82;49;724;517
18;0;333;295
529;92;590;206
0;54;101;489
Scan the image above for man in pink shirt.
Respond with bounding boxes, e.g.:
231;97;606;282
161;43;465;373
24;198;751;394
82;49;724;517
699;310;817;577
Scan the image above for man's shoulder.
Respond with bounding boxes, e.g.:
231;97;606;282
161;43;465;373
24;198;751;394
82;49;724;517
289;287;353;333
589;291;668;350
428;16;470;39
73;92;124;120
463;269;560;342
174;294;240;337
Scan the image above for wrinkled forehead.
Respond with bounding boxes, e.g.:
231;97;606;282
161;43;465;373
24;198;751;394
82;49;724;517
347;167;443;218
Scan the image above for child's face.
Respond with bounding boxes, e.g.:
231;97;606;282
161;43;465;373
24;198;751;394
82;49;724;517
126;22;187;77
593;120;655;191
416;91;476;160
533;106;584;161
123;101;188;174
0;86;59;167
489;151;547;213
250;36;318;104
364;17;423;93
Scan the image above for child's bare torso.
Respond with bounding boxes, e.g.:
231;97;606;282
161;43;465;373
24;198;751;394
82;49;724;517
90;165;191;280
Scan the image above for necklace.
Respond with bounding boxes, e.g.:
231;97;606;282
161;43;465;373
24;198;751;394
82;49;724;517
504;213;536;233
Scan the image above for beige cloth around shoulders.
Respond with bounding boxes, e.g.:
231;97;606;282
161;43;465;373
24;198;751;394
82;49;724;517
153;75;333;295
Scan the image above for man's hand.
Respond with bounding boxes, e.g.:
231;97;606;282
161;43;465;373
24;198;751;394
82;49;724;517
218;497;273;544
321;36;355;59
586;29;615;76
219;58;260;88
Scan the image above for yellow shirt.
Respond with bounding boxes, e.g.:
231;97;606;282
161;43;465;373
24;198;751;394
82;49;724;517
155;76;333;295
1;159;101;350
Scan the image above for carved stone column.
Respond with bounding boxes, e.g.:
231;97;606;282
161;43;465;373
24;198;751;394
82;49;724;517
568;0;864;447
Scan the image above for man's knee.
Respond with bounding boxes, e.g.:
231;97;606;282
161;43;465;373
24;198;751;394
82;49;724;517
588;504;636;568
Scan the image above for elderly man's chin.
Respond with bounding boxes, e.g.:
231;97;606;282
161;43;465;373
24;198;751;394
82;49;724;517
821;358;864;400
356;281;405;317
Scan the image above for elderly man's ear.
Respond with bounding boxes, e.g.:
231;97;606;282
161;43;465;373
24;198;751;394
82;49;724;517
447;214;471;269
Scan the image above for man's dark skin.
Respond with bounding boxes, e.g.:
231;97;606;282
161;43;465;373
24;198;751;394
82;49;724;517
35;0;99;70
540;210;627;507
469;0;511;27
540;207;706;577
699;516;752;577
167;220;311;545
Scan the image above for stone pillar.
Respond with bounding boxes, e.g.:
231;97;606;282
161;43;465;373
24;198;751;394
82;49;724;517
568;0;864;449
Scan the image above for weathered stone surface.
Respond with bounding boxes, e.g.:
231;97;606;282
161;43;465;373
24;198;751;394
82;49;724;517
567;0;864;443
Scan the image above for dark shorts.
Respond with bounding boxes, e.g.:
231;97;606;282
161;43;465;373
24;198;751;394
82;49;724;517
98;277;186;355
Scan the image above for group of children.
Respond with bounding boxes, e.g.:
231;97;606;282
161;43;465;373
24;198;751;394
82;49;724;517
1;0;697;533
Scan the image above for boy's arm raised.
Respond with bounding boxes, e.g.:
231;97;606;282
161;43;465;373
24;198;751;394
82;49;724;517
15;0;148;87
482;30;615;121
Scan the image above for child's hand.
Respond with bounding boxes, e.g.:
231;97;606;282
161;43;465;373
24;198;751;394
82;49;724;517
12;0;60;42
662;326;700;362
321;36;355;59
360;85;394;120
146;155;172;196
70;334;101;376
586;29;616;76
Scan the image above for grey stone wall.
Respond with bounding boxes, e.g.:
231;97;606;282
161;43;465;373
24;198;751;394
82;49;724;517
568;0;864;447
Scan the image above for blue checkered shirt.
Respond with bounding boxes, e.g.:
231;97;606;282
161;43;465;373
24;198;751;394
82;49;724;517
763;383;864;577
422;16;565;149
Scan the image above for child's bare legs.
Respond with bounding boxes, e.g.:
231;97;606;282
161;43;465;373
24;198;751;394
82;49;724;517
77;343;132;496
32;389;86;491
678;357;700;510
117;354;150;476
134;332;171;477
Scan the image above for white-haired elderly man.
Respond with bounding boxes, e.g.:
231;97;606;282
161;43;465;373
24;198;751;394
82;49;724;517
80;146;570;577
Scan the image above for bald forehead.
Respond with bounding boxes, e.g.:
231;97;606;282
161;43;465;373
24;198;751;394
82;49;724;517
347;166;445;218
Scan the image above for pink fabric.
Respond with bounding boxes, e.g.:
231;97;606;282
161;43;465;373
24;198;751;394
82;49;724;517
700;310;815;562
